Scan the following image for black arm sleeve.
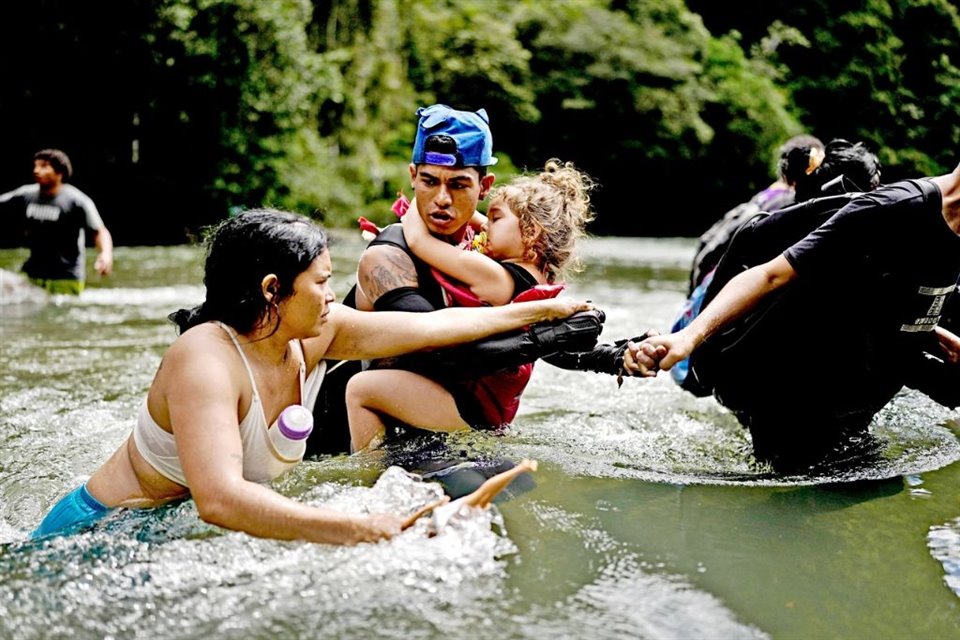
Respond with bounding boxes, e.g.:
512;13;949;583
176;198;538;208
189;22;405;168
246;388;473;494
384;310;607;380
372;286;438;313
543;333;650;376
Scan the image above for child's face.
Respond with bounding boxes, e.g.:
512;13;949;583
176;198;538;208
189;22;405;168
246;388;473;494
483;198;527;261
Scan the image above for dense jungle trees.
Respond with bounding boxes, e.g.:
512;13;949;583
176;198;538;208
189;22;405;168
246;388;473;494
1;0;958;242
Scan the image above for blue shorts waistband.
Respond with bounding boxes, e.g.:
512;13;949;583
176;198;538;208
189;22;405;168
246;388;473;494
31;483;112;539
77;484;110;513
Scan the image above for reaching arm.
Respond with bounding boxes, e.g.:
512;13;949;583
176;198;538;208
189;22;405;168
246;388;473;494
901;327;960;408
935;325;960;365
628;254;798;373
402;200;516;305
162;333;404;544
93;227;114;276
544;332;653;376
315;298;592;363
0;187;24;205
383;309;606;379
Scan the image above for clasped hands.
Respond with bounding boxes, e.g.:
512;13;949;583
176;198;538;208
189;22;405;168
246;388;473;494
621;328;697;378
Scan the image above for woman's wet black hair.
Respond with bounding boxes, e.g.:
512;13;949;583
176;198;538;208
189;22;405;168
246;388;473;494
776;135;824;185
169;209;328;335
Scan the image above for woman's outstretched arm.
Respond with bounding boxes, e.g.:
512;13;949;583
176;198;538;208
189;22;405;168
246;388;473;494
314;297;592;363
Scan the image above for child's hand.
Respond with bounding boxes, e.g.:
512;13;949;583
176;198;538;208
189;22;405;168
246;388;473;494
468;211;487;231
401;200;428;241
936;325;960;365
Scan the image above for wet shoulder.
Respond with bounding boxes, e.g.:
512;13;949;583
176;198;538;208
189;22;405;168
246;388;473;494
163;323;238;373
827;180;930;227
858;179;930;208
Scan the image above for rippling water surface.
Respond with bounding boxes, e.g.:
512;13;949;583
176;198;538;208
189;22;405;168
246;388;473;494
2;237;960;639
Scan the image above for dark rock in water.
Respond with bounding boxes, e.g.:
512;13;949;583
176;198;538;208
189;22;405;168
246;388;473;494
382;430;536;501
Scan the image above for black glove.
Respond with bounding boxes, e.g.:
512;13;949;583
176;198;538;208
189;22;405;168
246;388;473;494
543;333;650;377
385;309;606;380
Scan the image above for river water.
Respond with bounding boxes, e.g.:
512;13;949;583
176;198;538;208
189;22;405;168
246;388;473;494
2;235;960;639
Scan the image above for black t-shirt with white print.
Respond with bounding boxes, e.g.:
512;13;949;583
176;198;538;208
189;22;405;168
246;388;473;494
783;179;960;392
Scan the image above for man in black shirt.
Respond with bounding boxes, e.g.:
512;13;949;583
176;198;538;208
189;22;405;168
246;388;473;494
631;164;960;471
0;149;113;294
309;105;651;456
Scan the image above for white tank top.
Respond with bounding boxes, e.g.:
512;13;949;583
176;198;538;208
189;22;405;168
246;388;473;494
132;322;326;486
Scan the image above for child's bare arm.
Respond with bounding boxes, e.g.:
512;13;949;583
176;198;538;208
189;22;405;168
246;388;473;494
468;211;487;231
402;200;515;304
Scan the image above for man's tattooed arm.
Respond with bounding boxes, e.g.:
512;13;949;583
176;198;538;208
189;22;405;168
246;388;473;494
357;245;420;304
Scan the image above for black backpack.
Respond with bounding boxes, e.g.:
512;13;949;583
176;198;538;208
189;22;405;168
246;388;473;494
680;192;860;398
682;179;942;403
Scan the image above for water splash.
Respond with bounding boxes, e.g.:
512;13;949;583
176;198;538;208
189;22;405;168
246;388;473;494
516;369;960;487
0;268;48;315
928;517;960;597
0;467;516;639
4;238;960;637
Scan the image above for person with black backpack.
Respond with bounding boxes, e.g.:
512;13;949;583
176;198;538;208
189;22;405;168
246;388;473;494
687;134;824;296
629;159;960;472
669;139;882;391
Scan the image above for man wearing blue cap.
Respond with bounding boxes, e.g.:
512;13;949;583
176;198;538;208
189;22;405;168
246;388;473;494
309;105;510;455
353;104;498;312
307;105;627;458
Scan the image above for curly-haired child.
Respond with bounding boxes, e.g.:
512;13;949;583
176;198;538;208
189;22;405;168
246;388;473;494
346;159;596;451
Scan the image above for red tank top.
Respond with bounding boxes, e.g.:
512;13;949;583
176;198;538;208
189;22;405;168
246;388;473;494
435;269;564;428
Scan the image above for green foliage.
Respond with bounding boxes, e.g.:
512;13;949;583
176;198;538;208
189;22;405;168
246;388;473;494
517;0;715;156
503;0;802;233
294;0;419;226
6;0;959;240
405;0;539;124
292;0;803;233
154;0;335;216
700;0;960;181
698;31;803;194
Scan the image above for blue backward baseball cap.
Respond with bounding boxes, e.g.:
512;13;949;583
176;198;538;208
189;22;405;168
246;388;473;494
411;104;498;167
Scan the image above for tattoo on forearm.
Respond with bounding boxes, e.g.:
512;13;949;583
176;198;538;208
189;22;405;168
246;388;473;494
363;252;419;300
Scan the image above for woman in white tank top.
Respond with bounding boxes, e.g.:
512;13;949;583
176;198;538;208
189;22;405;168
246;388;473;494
33;209;591;544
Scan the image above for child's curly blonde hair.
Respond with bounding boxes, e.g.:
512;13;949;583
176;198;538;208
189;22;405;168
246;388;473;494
489;159;595;283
